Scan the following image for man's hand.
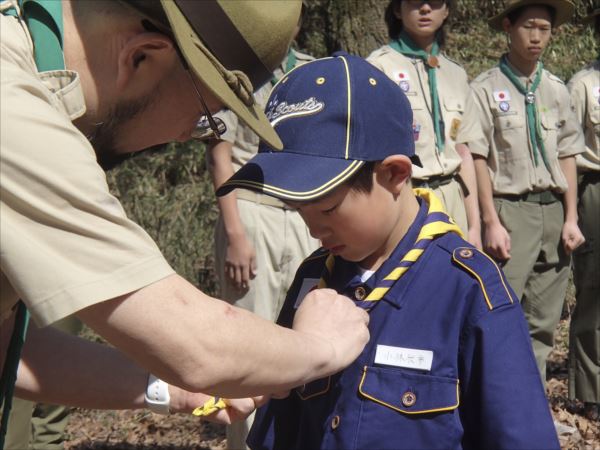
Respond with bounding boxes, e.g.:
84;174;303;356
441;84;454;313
561;220;585;255
169;386;266;424
292;288;370;377
225;233;257;290
483;220;511;262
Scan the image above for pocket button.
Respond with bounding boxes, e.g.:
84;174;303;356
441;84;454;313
402;391;417;407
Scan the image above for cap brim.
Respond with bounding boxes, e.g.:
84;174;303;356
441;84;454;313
161;0;283;150
216;151;365;201
488;0;574;31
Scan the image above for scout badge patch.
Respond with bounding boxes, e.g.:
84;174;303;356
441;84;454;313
393;70;410;92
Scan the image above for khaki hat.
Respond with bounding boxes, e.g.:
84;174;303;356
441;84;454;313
488;0;574;31
121;0;302;150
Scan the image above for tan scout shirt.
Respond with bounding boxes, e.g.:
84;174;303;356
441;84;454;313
0;15;174;326
216;49;314;173
367;45;467;180
568;60;600;173
466;63;584;195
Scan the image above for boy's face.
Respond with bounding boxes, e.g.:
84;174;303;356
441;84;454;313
394;0;449;39
287;159;412;270
503;6;552;63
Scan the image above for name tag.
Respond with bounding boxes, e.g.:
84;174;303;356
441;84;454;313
293;278;320;309
374;345;433;371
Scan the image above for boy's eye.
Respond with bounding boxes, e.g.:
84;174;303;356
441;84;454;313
322;204;338;215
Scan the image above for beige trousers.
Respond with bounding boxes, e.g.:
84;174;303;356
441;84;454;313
494;197;570;383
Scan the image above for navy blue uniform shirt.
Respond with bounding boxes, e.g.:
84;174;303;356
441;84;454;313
248;199;559;450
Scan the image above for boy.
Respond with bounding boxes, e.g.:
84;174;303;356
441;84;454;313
218;54;559;449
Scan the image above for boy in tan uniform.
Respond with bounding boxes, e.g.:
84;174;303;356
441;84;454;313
207;11;318;447
567;7;600;420
462;0;585;381
368;0;481;247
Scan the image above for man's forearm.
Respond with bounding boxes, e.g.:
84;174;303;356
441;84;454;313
558;156;579;223
16;325;147;409
473;156;499;225
77;274;337;398
456;143;480;231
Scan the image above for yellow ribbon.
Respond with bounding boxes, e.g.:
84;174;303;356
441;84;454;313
192;396;228;417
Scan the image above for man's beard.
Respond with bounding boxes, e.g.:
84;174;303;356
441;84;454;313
88;94;156;171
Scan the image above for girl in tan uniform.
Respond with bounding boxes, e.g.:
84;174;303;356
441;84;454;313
368;0;481;248
463;0;585;382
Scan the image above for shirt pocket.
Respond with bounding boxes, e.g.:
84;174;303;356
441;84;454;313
443;97;465;141
355;366;462;449
539;112;560;158
493;112;525;154
358;365;459;414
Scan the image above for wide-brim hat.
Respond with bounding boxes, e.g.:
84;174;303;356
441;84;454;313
121;0;301;150
216;53;418;202
488;0;575;31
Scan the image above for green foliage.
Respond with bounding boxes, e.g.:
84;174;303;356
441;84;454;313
106;142;219;295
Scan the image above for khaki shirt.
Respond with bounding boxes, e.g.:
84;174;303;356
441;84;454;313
0;15;174;326
216;49;315;173
367;45;467;180
568;60;600;173
465;63;584;195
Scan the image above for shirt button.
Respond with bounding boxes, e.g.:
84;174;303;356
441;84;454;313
459;248;474;258
354;286;367;301
402;391;417;407
331;415;341;429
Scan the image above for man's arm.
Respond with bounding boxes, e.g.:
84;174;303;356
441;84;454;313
558;156;585;254
473;155;511;261
77;274;369;398
207;139;256;289
455;143;481;249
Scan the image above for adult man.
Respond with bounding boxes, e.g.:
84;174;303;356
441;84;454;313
0;0;370;443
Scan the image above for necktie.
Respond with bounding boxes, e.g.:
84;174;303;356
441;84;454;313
389;32;445;153
499;54;550;170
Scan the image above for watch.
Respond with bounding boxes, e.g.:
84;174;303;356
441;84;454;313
144;374;170;415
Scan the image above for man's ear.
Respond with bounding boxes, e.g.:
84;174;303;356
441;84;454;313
378;155;413;194
116;32;177;92
502;17;512;33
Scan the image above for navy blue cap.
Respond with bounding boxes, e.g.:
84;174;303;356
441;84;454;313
217;52;416;201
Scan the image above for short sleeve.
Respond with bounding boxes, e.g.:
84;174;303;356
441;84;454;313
1;57;174;326
555;83;585;158
459;86;492;157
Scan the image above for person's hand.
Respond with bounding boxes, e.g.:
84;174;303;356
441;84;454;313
225;233;256;290
168;386;265;424
292;288;369;377
467;226;483;251
483;220;511;262
561;220;585;255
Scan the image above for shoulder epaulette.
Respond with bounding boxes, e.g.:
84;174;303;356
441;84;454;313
546;71;565;85
471;68;496;85
452;247;515;310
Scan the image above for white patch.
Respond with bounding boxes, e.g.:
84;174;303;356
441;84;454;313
266;96;324;127
293;278;320;309
493;90;511;102
593;86;600;99
393;70;410;82
374;345;433;371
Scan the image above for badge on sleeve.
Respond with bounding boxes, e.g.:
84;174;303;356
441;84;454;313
449;118;461;140
293;278;320;309
493;90;511;102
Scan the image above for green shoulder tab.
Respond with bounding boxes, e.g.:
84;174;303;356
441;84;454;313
452;247;515;310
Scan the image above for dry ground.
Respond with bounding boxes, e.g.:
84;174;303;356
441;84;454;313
64;307;600;450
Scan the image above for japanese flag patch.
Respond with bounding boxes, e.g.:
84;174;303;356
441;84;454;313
393;70;410;83
593;86;600;100
493;90;511;102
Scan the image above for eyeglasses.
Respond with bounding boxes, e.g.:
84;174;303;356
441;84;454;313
186;70;227;141
404;0;446;7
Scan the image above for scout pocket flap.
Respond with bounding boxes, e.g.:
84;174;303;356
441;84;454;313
358;366;459;414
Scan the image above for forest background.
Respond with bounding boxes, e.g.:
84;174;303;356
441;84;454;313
65;0;599;449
